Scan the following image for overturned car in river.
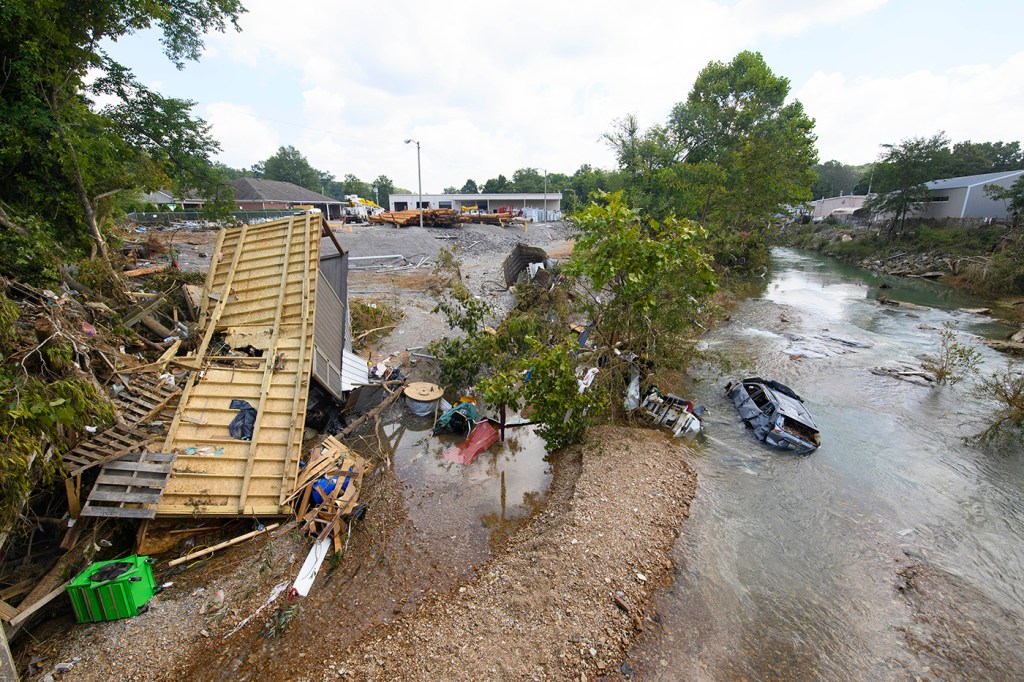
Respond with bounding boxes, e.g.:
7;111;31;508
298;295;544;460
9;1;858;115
725;378;821;453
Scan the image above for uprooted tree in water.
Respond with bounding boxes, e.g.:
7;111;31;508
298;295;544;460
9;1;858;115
429;191;718;450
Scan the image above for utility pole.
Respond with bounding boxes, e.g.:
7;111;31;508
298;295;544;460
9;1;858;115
538;168;548;223
404;139;423;228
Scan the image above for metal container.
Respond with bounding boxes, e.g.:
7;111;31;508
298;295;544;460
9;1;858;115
67;555;157;623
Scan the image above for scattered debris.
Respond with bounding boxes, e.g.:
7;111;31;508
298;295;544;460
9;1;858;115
502;244;550;288
443;421;500;465
291;436;367;552
878;296;931;312
167;523;280;568
640;389;705;439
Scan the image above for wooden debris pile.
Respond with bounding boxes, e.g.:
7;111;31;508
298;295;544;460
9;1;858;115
288;436;368;552
369;208;461;227
458;212;526;227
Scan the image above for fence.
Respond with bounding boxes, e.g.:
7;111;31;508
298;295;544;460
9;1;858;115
126;210;302;228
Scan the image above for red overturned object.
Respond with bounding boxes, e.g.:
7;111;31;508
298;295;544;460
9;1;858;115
443;421;499;465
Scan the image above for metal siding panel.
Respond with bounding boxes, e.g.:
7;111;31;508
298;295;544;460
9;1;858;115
341;349;369;391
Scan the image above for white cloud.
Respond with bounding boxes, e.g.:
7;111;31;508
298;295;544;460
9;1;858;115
797;51;1024;164
198;0;901;187
202;103;281;168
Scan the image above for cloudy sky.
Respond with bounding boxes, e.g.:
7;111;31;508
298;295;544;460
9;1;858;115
102;0;1024;192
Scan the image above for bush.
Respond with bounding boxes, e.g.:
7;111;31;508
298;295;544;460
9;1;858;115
920;322;981;386
970;363;1024;445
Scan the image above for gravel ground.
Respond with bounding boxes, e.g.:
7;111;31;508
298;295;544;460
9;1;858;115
330;425;696;681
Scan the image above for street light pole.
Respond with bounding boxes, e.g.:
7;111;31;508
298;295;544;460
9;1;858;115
404;138;423;229
538;168;548;223
543;169;548;223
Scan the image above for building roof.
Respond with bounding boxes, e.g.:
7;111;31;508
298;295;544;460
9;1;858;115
389;192;562;201
926;170;1024;191
141;189;176;204
230;178;340;203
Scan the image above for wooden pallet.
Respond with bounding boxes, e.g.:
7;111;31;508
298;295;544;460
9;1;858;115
80;452;177;519
63;376;181;477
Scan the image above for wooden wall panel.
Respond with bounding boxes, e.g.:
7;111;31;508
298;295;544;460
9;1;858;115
157;214;322;517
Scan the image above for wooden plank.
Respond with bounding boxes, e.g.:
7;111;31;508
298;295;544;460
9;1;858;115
280;213;314;503
79;506;157;519
96;471;169;487
101;460;173;474
65;477;81;519
0;580;33;603
9;584;66;627
0;599;19;622
86;490;164;504
200;228;228;326
238;215;298;512
166;523;279;567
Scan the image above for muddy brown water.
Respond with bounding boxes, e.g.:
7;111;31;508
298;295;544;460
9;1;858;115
627;248;1024;680
375;416;553;555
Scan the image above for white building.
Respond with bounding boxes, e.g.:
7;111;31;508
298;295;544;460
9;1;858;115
388;192;562;221
919;170;1024;220
811;194;868;222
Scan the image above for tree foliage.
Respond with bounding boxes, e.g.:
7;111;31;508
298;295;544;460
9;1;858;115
984;176;1024;229
812;160;864;199
865;133;950;234
565;191;717;366
601;52;817;273
970;363;1024;445
255;145;324;192
920;322;981;386
0;0;244;262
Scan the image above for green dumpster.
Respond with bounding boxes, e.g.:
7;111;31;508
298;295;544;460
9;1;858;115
66;555;157;623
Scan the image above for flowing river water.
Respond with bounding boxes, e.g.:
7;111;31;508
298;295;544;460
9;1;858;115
627;248;1024;680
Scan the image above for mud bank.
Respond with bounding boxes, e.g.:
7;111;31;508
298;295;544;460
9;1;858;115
330;425;696;681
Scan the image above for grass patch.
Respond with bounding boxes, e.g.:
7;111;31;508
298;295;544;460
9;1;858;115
350;298;403;352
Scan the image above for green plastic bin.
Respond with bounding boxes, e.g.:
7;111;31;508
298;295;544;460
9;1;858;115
66;554;157;623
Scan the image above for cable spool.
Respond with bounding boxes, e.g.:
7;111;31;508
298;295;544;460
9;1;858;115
404;382;444;416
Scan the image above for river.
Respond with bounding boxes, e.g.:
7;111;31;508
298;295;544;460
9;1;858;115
627;248;1024;680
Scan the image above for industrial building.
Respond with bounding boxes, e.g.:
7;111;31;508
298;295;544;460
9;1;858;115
388;192;562;221
918;170;1024;220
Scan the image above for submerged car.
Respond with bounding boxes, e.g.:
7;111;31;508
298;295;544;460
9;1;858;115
725;378;821;453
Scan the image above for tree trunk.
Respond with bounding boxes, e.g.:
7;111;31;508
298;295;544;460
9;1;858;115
48;96;109;260
0;204;26;235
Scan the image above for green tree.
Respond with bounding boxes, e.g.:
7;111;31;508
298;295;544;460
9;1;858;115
259;145;323;192
667;51;818;230
0;0;243;261
340;174;371;200
865;133;950;234
920;322;982;386
510;167;545;192
459;179;480;193
603;52;817;272
984;175;1024;228
812;160;863;199
565;191;717;368
481;174;511;193
371;175;399;207
970;363;1024;445
948;140;1023;177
